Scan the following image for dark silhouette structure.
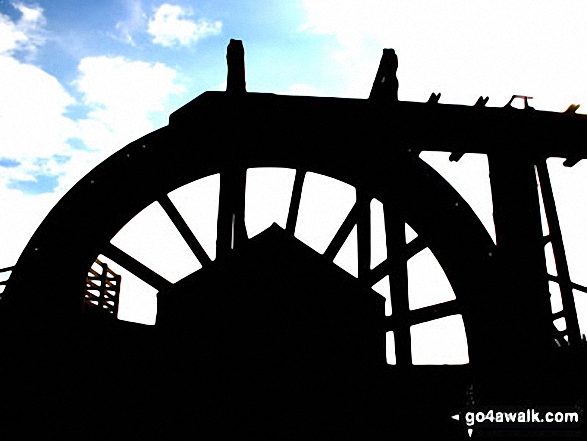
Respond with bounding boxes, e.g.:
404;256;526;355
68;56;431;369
1;39;586;439
83;258;121;317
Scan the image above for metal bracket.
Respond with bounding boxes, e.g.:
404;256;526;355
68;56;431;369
427;92;441;104
474;96;489;107
505;95;534;110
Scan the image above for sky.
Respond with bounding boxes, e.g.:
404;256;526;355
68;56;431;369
2;0;587;364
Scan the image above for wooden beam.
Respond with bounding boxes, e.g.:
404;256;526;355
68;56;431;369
384;299;460;331
158;194;211;265
216;169;248;259
286;169;305;233
537;161;582;345
324;203;359;260
357;193;371;279
547;274;587;294
226;39;246;93
367;236;426;286
369;48;398;103
383;201;412;365
103;243;172;292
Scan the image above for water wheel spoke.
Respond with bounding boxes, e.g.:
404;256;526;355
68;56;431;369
158;194;212;266
286;169;306;233
216;168;248;258
103;243;172;292
323;202;360;260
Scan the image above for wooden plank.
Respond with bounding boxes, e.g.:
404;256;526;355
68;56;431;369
324;203;360;260
88;268;100;277
98;261;107;310
383;201;412;366
286;169;305;233
357;193;371;279
547;274;587;294
552;310;565;320
158;194;211;265
226;39;246;93
571;282;587;294
367;236;426;286
86;279;100;289
103;243;172;292
384;299;460;331
369;48;398;102
216;169;247;259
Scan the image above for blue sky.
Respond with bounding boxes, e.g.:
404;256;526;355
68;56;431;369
0;1;336;195
3;0;587;199
2;1;587;356
3;0;587;197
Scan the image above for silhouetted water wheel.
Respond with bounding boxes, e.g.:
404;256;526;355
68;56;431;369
3;92;497;439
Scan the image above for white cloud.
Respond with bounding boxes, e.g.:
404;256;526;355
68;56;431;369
113;0;147;46
147;4;221;47
0;4;187;195
0;51;187;268
0;54;78;187
0;2;46;56
15;3;43;22
74;56;185;153
0;186;61;267
0;3;73;204
0;51;186;193
298;0;587;346
76;56;185;115
300;0;587;108
0;108;65;268
26;55;185;193
0;15;27;54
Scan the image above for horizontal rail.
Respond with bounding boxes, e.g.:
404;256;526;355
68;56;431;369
552;310;565;320
384;299;460;331
547;274;587;294
103;243;171;292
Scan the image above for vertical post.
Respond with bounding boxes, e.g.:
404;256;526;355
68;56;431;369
384;202;412;366
536;160;582;346
488;154;552;353
286;170;306;234
217;39;248;258
357;192;371;280
369;48;399;103
113;274;121;318
216;169;248;259
98;262;107;312
226;39;246;93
